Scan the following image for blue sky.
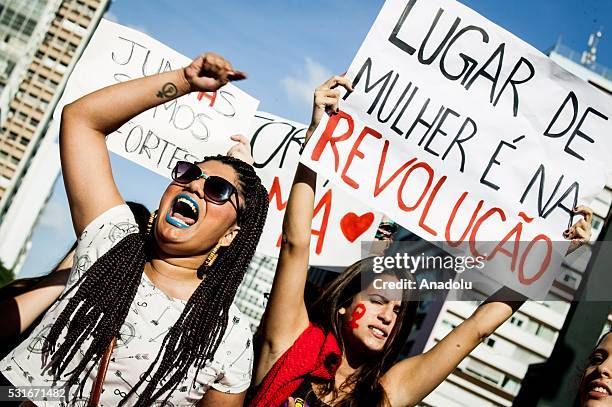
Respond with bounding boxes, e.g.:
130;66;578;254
20;0;612;277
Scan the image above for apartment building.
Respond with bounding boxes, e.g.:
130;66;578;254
0;0;109;273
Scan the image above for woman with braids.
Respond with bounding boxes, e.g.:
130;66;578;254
0;52;269;406
0;202;149;360
249;76;593;407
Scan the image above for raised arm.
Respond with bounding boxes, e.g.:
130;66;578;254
254;76;352;384
382;208;593;406
60;52;243;235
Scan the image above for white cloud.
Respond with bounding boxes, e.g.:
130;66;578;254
103;11;119;23
281;57;333;108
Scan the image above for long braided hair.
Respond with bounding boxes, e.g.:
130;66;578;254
42;155;269;405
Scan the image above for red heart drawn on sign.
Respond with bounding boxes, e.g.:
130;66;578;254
340;212;375;243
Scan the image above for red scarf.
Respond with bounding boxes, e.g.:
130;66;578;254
249;323;342;407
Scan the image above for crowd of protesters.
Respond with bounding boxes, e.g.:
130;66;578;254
0;51;602;407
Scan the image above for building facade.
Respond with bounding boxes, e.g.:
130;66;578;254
235;253;277;330
0;0;109;273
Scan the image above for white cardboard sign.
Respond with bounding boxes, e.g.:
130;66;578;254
54;19;259;178
251;112;382;266
300;0;612;296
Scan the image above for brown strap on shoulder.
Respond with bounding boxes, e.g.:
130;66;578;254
88;336;116;407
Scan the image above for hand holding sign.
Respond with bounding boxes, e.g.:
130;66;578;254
183;52;247;92
227;134;254;165
565;205;593;254
308;75;354;137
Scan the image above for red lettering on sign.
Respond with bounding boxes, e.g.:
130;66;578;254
341;126;382;189
268;176;287;211
311;111;354;171
197;91;217;107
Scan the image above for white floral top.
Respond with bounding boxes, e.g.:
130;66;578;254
0;205;253;406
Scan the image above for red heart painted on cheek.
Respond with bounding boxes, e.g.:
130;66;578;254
348;303;367;330
340;212;375;242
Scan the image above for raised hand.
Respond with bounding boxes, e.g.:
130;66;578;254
308;75;353;138
564;205;593;254
227;134;254;165
183;52;247;93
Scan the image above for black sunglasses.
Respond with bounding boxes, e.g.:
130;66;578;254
171;161;242;224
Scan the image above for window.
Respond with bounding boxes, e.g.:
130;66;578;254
0;150;8;159
593;218;602;230
510;316;524;327
536;325;556;342
43;56;56;68
10;155;19;165
1;8;15;26
17;112;28;122
8;131;18;140
24;19;36;36
56;61;68;74
30;117;40;127
441;319;457;329
24;92;38;105
502;377;520;395
19;137;28;146
563;274;577;285
61;19;86;35
465;359;503;386
526;320;539;335
11;13;24;31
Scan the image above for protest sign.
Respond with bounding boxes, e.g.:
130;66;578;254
251;112;382;266
54;19;259;178
300;0;612;297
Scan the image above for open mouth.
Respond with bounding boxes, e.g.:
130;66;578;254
369;325;388;339
589;381;611;398
166;194;200;229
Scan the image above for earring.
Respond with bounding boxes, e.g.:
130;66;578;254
205;243;221;267
146;211;158;235
198;243;222;279
338;307;346;315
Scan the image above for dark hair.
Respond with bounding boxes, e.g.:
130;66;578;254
0;202;150;360
42;156;269;406
309;256;419;407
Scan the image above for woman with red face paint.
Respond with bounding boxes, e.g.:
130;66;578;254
579;331;612;406
0;53;269;406
249;76;593;407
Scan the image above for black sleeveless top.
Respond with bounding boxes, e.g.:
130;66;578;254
288;378;332;407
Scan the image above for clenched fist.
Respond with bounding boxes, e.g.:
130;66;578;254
182;52;246;93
